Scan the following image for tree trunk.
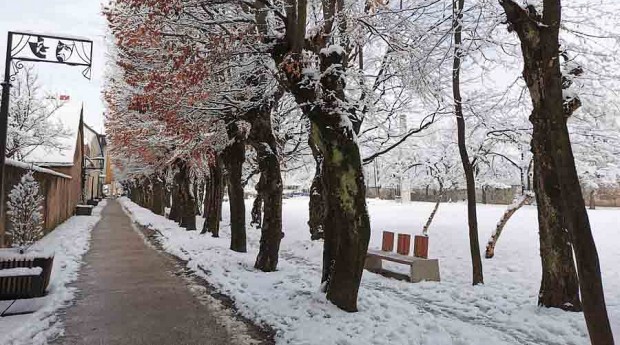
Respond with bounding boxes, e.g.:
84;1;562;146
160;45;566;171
534;161;581;310
500;1;613;343
251;174;263;228
270;5;370;312
176;161;196;230
224;137;247;252
422;193;442;236
485;193;532;259
589;190;596;210
249;103;284;272
165;183;171;207
309;49;371;312
169;180;181;222
151;176;165;216
202;157;224;237
308;124;326;240
453;0;483;285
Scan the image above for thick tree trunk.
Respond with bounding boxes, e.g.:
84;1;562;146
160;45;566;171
202;158;224;237
224;138;247;252
249;103;284;272
453;0;483;285
589;190;596;210
533;162;581;310
176;162;196;230
151;176;165;216
309;49;371;312
308;124;326;240
485;193;532;259
500;1;613;343
270;4;370;312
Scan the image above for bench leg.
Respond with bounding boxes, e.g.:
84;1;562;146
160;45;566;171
365;256;382;272
410;259;440;282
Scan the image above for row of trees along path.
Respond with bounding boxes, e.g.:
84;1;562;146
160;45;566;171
103;0;615;343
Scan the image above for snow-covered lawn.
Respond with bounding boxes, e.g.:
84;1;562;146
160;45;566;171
0;200;107;345
120;197;619;345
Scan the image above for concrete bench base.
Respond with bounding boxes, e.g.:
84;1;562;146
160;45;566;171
365;249;440;283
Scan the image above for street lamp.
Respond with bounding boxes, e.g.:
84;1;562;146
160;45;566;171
0;31;93;225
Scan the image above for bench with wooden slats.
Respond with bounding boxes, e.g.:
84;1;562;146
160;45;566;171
0;257;52;300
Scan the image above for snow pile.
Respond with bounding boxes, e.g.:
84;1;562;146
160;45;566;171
0;267;43;278
120;197;620;345
0;200;107;345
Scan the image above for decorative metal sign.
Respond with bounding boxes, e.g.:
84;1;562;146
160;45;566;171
6;31;93;80
0;31;94;217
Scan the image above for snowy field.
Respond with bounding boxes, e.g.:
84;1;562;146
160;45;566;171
120;197;620;345
0;200;107;345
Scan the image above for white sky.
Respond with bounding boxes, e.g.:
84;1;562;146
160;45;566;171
0;0;108;133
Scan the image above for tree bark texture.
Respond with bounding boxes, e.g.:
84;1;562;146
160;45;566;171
202;157;224;237
308;125;326;240
150;176;165;216
224;135;247;253
453;0;484;285
248;103;284;272
176;161;196;230
533;162;581;311
500;1;613;343
270;0;371;312
312;49;371;312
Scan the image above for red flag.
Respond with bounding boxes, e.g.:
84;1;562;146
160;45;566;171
59;95;70;101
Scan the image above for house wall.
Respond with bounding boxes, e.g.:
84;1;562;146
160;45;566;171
0;117;84;247
1;163;81;247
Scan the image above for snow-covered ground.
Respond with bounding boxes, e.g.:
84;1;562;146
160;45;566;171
120;197;620;345
0;200;107;345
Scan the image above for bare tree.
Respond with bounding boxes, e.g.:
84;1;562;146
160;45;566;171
4;65;70;160
453;0;483;285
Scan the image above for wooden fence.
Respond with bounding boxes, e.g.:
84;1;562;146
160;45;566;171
0;159;82;247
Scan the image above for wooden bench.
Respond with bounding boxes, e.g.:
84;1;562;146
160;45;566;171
0;267;44;300
365;249;440;283
0;254;54;300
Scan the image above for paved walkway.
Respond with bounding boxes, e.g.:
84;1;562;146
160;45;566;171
54;200;238;345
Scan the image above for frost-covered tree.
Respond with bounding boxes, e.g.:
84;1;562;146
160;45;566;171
7;170;44;251
3;65;70;160
499;0;615;343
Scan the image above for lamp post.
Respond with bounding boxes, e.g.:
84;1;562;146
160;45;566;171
0;34;14;230
0;31;92;234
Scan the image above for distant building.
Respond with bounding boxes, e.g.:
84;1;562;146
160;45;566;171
25;102;105;202
83;123;106;201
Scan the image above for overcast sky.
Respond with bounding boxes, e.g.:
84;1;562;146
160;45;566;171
0;0;108;132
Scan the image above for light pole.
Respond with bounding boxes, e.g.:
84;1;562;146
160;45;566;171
0;32;92;233
0;34;14;229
